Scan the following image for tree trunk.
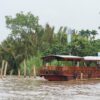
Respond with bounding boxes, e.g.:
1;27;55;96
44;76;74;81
1;60;5;78
4;61;8;77
24;59;27;78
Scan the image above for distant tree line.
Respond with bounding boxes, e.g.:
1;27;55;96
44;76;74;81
0;12;100;76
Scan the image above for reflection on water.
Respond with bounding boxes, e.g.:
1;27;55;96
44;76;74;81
0;76;100;100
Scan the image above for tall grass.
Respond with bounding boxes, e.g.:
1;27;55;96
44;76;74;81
20;55;43;75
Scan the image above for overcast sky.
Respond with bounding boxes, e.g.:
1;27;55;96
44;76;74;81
0;0;100;42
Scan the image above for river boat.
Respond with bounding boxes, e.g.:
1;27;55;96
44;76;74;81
39;55;100;81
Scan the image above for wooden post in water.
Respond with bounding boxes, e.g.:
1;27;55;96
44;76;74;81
4;61;8;77
1;60;5;78
32;65;36;78
80;72;83;80
18;68;21;78
10;70;13;77
24;59;27;78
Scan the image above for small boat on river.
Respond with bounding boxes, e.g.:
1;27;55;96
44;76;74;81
39;55;100;81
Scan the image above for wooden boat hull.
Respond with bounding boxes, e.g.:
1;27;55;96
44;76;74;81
39;66;100;81
40;75;71;81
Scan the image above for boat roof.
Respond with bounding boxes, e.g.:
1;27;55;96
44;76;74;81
83;56;100;61
42;55;83;62
42;55;100;62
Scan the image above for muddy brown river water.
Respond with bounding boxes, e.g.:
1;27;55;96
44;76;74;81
0;76;100;100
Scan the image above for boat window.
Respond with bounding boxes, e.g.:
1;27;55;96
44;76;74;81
84;61;97;67
45;60;82;67
97;61;100;68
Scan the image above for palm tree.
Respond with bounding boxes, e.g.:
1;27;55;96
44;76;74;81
91;30;98;40
79;30;91;40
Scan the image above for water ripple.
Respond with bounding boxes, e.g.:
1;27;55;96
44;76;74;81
0;76;100;100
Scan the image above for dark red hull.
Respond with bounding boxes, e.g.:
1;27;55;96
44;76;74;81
39;66;100;81
40;75;71;81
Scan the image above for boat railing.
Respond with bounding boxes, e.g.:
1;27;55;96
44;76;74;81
39;65;99;76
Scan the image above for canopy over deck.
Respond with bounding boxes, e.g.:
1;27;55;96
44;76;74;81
83;56;100;61
42;55;83;62
42;55;100;62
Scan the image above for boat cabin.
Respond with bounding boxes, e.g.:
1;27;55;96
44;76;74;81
39;55;100;81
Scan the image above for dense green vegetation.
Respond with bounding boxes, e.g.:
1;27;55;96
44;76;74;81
0;12;100;75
